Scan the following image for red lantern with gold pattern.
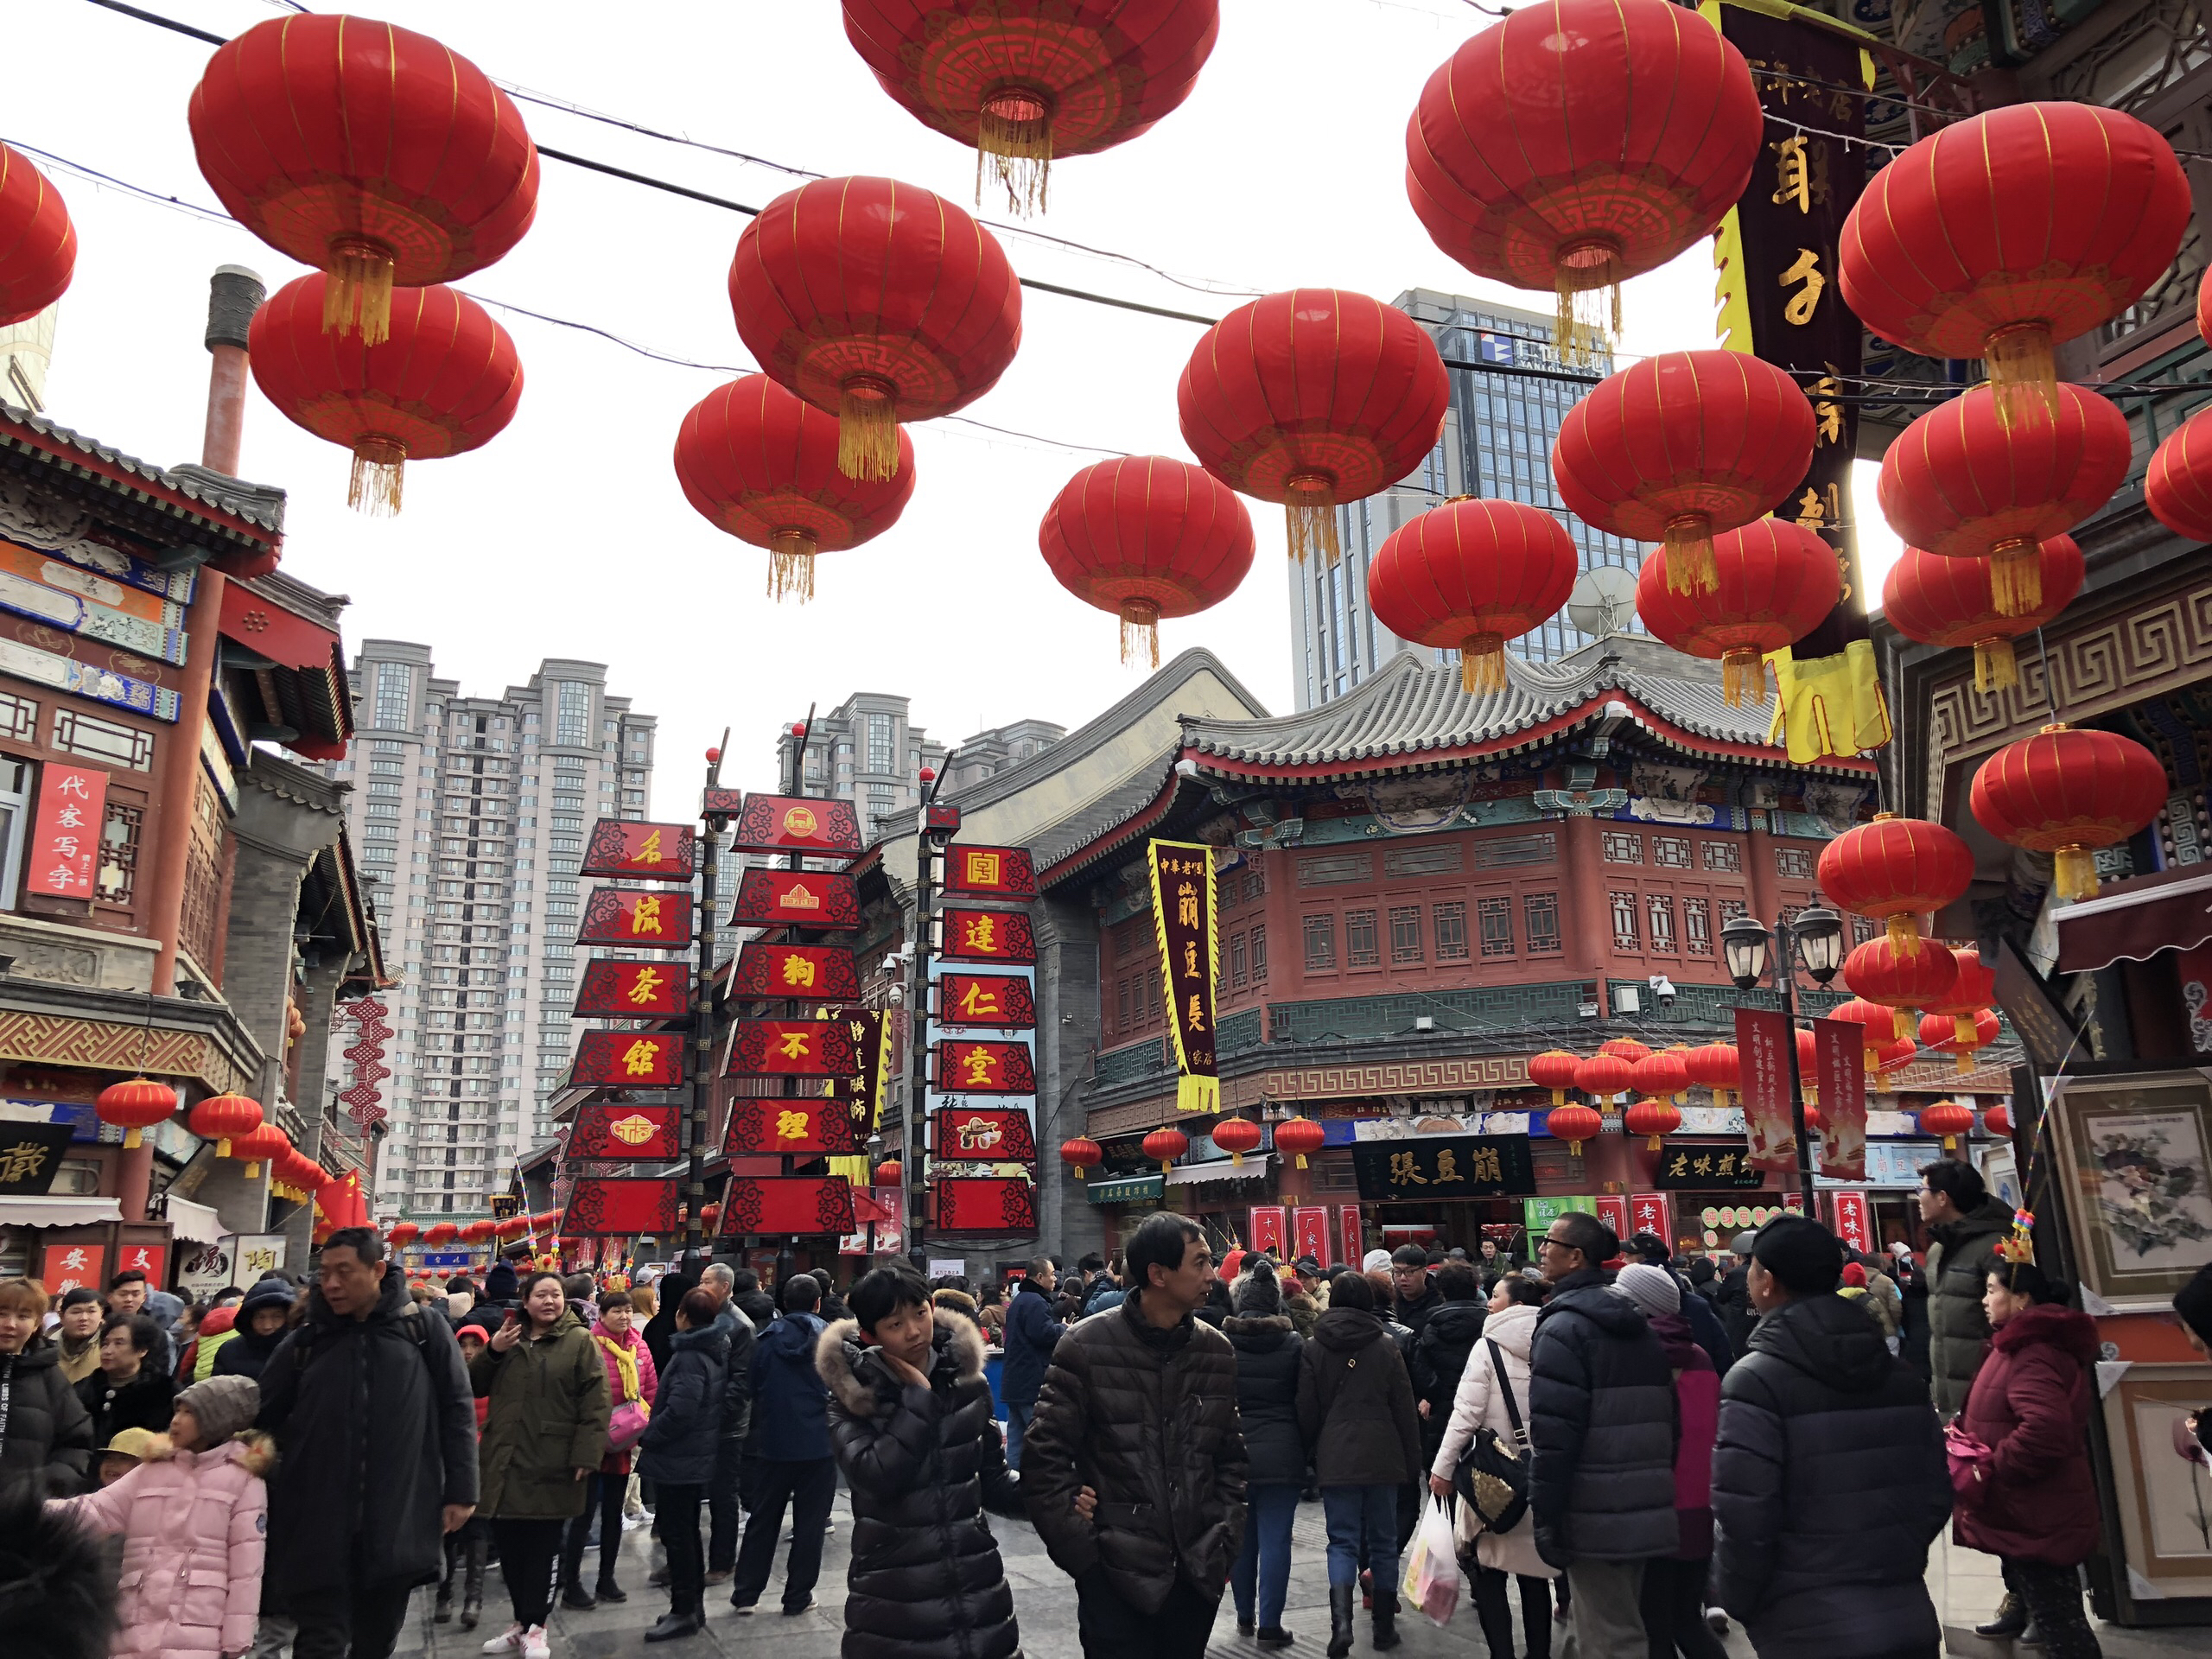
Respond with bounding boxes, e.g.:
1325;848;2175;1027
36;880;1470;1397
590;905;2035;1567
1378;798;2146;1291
675;375;916;603
1142;1126;1190;1174
1575;1053;1636;1109
1406;0;1762;358
1877;385;2130;619
1921;1007;2001;1077
1925;946;1998;1038
385;1221;420;1249
1554;351;1815;594
1547;1103;1605;1157
1882;537;2082;693
1635;518;1838;705
1178;289;1450;566
188;14;538;345
1039;456;1255;667
96;1077;177;1151
1211;1117;1262;1166
1366;499;1578;693
1058;1137;1103;1179
1600;1038;1653;1065
1630;1050;1690;1103
1827;999;1896;1067
0;145;75;327
1843;938;1960;1043
729;176;1022;482
2148;404;2212;542
874;1159;903;1188
1529;1050;1583;1109
1919;1100;1976;1152
1273;1116;1325;1170
1683;1043;1739;1109
1817;813;1974;959
232;1123;287;1185
188;1093;263;1160
1840;103;2189;425
1968;723;2168;901
841;2;1220;215
1623;1097;1681;1152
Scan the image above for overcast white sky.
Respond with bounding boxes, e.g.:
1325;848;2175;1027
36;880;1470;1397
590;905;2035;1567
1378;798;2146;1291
14;0;1900;804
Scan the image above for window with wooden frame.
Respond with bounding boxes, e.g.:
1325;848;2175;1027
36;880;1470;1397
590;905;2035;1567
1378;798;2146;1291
1389;906;1422;963
1647;893;1677;953
1683;896;1713;956
1251;925;1268;982
1302;914;1336;971
1610;890;1641;951
1478;895;1514;957
1432;901;1468;960
1230;931;1249;988
1345;909;1379;967
1524;892;1560;955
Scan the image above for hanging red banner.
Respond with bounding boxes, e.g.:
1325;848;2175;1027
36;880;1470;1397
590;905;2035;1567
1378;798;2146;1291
731;943;861;1001
722;1097;862;1156
1249;1205;1287;1258
40;1240;107;1295
726;1020;860;1078
1829;1189;1873;1254
931;1039;1036;1096
729;868;863;930
933;1176;1037;1234
580;819;696;880
717;1174;857;1235
573;959;690;1020
1338;1205;1365;1268
931;1107;1038;1164
1147;839;1220;1114
730;793;864;854
27;761;107;898
935;972;1037;1029
568;1103;682;1160
1735;1007;1799;1171
577;887;691;948
1593;1195;1632;1258
938;907;1038;963
562;1177;679;1236
1628;1192;1674;1249
1812;1016;1868;1180
941;843;1038;899
1294;1206;1329;1267
573;1031;684;1088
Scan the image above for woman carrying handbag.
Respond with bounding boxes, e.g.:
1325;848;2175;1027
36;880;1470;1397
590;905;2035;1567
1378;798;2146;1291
559;1287;658;1610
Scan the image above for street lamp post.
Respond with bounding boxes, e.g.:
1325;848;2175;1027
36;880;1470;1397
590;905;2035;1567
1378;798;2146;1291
1720;906;1844;1198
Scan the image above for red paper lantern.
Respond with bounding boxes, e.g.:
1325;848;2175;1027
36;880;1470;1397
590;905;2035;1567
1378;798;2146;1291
459;1219;496;1243
729;175;1022;481
1141;1126;1190;1174
1827;999;1895;1065
189;15;538;345
1925;947;1999;1032
1272;1116;1326;1170
874;1158;904;1187
1796;1026;1819;1091
1635;518;1838;706
1840;103;2189;425
1554;350;1815;595
1575;1053;1636;1107
674;375;917;602
386;1222;420;1249
700;1203;721;1230
1546;1103;1604;1157
1529;1050;1583;1109
2149;396;2212;541
0;144;75;327
1919;1100;1976;1152
1968;723;2167;901
1623;1098;1681;1152
1802;1100;1827;1135
1038;456;1255;667
1923;1007;2002;1077
1058;1137;1103;1179
1843;938;1960;1043
1405;0;1761;357
188;1093;264;1160
1630;1050;1690;1103
1211;1117;1262;1166
237;1128;290;1187
1877;384;2130;618
493;1216;529;1241
423;1222;460;1247
841;2;1220;214
1682;1043;1739;1109
532;1211;560;1230
1874;1036;1921;1078
1883;537;2083;693
1365;499;1577;693
1177;289;1450;566
1600;1038;1652;1065
1983;1103;2013;1139
1817;813;1974;959
250;276;522;515
96;1077;176;1151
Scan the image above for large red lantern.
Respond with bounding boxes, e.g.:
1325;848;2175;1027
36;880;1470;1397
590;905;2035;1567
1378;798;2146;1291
1553;350;1815;594
1983;1103;2014;1139
0;145;75;327
1528;1050;1583;1109
1546;1104;1604;1158
674;375;916;602
386;1221;421;1249
1630;1050;1690;1103
189;15;538;345
729;176;1022;482
1272;1116;1326;1170
1599;1038;1652;1065
1039;456;1255;666
1575;1053;1636;1108
1968;723;2167;901
1634;518;1838;705
841;2;1220;214
1816;813;1974;959
1842;938;1960;1043
1882;537;2082;693
96;1077;176;1151
1922;1007;2001;1077
1827;998;1896;1067
1365;499;1577;693
1925;946;1999;1039
1919;1100;1976;1152
1141;1126;1190;1174
1058;1137;1103;1179
1211;1117;1262;1166
230;1122;287;1184
1796;1027;1820;1101
1874;1036;1922;1079
493;1216;529;1241
1406;0;1761;357
1177;289;1450;566
1840;103;2189;425
2147;406;2212;543
1683;1043;1739;1109
1623;1098;1681;1152
250;276;522;515
874;1159;904;1188
423;1222;460;1247
459;1219;496;1244
188;1093;264;1160
1876;384;2130;618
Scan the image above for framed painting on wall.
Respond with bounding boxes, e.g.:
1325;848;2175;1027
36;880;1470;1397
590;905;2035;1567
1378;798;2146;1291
2047;1070;2212;1313
2097;1363;2212;1601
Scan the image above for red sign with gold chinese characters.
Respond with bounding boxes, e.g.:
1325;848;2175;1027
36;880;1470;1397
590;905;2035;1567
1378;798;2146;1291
580;820;696;880
577;887;692;948
729;868;862;930
722;1097;862;1156
931;1039;1037;1096
717;1174;857;1236
569;1103;682;1160
573;959;690;1020
941;844;1037;899
933;1176;1036;1234
931;1107;1038;1164
731;943;861;1001
731;793;865;855
935;973;1037;1030
573;1031;684;1089
725;1020;861;1078
938;907;1037;963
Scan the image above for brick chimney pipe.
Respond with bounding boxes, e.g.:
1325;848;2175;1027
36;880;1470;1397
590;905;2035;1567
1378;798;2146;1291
201;264;264;474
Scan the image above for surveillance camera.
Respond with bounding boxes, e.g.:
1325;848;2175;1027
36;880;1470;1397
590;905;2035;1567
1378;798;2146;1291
1648;974;1677;1002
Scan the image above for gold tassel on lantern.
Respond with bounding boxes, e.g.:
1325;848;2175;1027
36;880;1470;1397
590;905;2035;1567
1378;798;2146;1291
1885;912;1924;957
1120;598;1161;669
1974;636;2019;693
1987;537;2043;618
1459;632;1508;696
1554;238;1624;366
2051;844;2101;901
1955;1050;1976;1077
1721;647;1769;708
837;378;901;482
1982;321;2060;429
1663;513;1719;596
348;437;406;516
976;86;1052;216
323;238;396;346
1284;474;1341;565
766;528;817;602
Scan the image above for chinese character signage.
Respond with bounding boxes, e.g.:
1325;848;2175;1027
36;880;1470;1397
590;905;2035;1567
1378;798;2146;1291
723;1098;861;1156
730;793;864;855
28;762;106;898
1652;1146;1768;1189
1829;1189;1872;1253
729;868;862;930
568;1103;682;1161
1147;839;1219;1115
573;1031;684;1089
581;819;697;880
1735;1007;1799;1171
1812;1015;1868;1180
1629;1192;1673;1245
942;844;1038;899
842;1008;891;1129
1294;1206;1329;1267
725;1020;861;1078
577;887;691;949
938;906;1037;963
0;1120;73;1193
731;943;860;1001
931;1039;1037;1096
931;1107;1038;1165
1249;1205;1287;1258
933;1175;1037;1234
935;972;1037;1030
574;959;691;1020
1350;1135;1534;1201
1338;1205;1365;1266
717;1174;857;1236
116;1240;167;1282
561;1176;679;1236
40;1241;107;1295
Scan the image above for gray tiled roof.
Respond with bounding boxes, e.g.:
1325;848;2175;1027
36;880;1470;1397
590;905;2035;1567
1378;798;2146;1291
1029;751;1184;873
1;402;286;535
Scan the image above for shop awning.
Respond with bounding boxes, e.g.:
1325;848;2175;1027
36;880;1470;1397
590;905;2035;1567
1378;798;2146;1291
2054;869;2212;975
1085;1173;1164;1206
0;1195;122;1228
1164;1154;1274;1186
162;1192;221;1244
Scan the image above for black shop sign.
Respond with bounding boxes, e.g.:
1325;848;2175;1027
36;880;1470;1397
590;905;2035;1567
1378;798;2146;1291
1651;1143;1767;1190
1351;1134;1534;1201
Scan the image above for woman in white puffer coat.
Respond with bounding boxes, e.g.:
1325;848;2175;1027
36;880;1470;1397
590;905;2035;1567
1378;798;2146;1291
1427;1276;1556;1659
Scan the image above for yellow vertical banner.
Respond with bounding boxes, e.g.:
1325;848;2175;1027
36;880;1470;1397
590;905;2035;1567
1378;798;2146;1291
1147;839;1220;1115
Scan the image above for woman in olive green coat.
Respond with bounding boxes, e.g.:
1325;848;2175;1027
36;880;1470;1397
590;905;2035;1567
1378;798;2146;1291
470;1271;610;1652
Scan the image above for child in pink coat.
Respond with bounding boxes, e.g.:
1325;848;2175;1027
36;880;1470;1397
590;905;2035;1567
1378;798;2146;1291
51;1374;270;1659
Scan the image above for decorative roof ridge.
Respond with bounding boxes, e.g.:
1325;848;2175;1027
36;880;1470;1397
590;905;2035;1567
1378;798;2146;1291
245;747;347;815
0;402;286;536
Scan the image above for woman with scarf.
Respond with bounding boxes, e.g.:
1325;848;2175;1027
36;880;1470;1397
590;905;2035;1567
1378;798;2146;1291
559;1287;658;1610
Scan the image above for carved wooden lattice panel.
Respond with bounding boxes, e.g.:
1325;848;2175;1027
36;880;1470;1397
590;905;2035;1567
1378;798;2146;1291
179;776;228;976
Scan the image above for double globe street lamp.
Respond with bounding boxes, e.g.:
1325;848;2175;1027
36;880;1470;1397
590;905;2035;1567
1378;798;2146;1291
1719;906;1845;1196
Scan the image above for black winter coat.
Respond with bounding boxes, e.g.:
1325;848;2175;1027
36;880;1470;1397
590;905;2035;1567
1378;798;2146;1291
641;1272;695;1377
1024;1289;1248;1611
1677;1274;1735;1375
256;1263;480;1595
1528;1270;1678;1566
636;1316;728;1486
212;1322;289;1382
999;1277;1065;1408
0;1338;91;1497
751;1312;832;1463
75;1363;175;1447
720;1304;757;1448
1711;1294;1950;1657
1297;1307;1421;1488
822;1311;1023;1659
1393;1279;1443;1338
1713;1268;1758;1360
1407;1300;1486;1456
1224;1314;1305;1486
1928;1196;2016;1415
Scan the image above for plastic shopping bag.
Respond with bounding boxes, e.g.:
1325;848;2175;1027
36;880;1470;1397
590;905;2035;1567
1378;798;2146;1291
1399;1494;1460;1628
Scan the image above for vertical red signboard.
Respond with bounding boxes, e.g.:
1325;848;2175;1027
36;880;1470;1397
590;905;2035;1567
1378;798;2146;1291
1293;1206;1328;1267
1812;1017;1868;1180
28;763;107;897
1248;1206;1287;1258
1337;1204;1364;1268
1829;1189;1872;1254
1735;1007;1798;1171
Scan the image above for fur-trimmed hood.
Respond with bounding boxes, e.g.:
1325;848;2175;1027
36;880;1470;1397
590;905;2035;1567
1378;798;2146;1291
1222;1313;1293;1338
816;1307;986;1418
141;1430;276;1479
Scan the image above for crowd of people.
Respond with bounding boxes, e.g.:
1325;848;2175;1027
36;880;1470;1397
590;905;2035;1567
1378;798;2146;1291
1;1154;2209;1659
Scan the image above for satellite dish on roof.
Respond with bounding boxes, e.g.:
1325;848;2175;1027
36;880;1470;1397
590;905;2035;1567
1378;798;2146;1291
1567;564;1637;639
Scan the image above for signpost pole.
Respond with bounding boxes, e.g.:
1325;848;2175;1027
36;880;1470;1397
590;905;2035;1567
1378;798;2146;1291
679;734;728;1272
907;760;958;1274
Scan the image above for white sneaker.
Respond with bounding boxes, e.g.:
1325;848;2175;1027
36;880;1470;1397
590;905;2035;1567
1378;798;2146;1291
522;1625;551;1659
481;1626;524;1653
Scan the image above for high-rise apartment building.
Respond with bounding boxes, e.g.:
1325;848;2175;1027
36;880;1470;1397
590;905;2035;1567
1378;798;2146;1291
1290;289;1644;710
776;692;950;842
321;643;657;1218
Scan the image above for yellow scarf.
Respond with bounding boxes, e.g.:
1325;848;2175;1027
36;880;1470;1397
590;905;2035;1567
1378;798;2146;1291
596;1332;646;1410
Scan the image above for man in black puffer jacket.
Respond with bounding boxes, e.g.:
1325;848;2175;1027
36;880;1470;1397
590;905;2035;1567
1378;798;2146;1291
1026;1212;1247;1659
0;1280;92;1499
1920;1160;2016;1415
1528;1211;1677;1659
636;1286;730;1641
1000;1256;1065;1471
1712;1215;1950;1657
